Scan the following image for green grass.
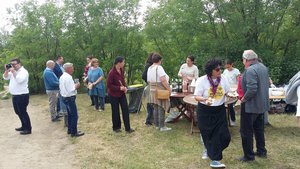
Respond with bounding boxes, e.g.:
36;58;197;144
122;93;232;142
43;94;300;169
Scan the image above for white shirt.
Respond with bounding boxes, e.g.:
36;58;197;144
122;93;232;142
59;72;77;97
3;66;29;95
147;65;169;83
223;68;240;86
178;63;199;80
194;75;230;106
297;86;300;117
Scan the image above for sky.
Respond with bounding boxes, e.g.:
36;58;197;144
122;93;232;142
0;0;156;32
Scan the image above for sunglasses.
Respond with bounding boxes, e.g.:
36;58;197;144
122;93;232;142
214;67;221;72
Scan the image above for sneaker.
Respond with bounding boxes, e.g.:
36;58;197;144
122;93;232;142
160;127;172;131
202;150;209;160
155;127;160;130
210;161;226;168
230;120;235;126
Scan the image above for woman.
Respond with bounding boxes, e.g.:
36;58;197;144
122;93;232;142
178;55;199;92
223;59;240;126
106;56;134;133
147;53;172;131
83;55;94;106
87;58;106;111
194;58;231;168
142;53;154;126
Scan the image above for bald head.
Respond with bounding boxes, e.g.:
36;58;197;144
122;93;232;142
46;60;55;69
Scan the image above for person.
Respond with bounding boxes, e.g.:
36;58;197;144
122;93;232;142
3;58;32;135
142;52;154;126
147;53;172;131
223;59;240;126
106;56;134;133
178;55;199;92
285;71;300;127
87;58;106;111
59;63;84;137
194;58;231;168
238;49;269;162
43;60;61;122
82;55;95;106
53;55;67;125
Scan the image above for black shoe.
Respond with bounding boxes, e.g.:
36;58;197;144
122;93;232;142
68;130;81;135
237;156;254;162
113;129;121;133
52;117;61;122
71;131;84;137
56;114;63;118
145;122;153;126
126;129;135;133
20;130;32;135
90;104;95;106
15;127;24;131
254;152;267;158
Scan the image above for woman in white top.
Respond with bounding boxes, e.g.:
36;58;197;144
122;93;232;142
223;59;240;126
194;58;231;168
178;55;199;92
147;53;172;131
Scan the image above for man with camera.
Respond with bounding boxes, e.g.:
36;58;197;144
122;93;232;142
3;58;32;135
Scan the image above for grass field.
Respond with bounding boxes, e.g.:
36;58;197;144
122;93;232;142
69;94;300;169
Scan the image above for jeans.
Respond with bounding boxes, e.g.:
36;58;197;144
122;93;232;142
58;93;67;114
153;104;165;128
62;96;78;135
12;94;31;131
109;94;131;131
228;103;236;122
145;103;154;124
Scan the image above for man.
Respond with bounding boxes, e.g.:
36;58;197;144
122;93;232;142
3;58;32;135
43;60;60;122
53;55;67;125
238;50;269;161
59;63;84;137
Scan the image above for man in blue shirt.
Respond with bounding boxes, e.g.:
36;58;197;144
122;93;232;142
43;60;61;122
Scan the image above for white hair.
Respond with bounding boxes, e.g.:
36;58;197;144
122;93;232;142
46;60;55;67
242;50;258;60
63;62;73;69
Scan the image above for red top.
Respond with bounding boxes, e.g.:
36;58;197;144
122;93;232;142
106;67;127;97
237;74;244;100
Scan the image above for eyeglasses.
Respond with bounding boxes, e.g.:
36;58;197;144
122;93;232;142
214;67;221;72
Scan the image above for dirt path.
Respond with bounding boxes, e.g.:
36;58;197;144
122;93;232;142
0;95;79;169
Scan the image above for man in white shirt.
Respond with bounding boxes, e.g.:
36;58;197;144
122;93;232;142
59;63;84;137
3;58;32;135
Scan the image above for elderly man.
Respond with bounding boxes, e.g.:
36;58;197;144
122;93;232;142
43;60;61;122
238;50;269;161
59;63;84;137
3;58;32;135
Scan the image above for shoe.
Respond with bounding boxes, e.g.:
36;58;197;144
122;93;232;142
15;127;24;131
56;114;63;118
155;127;160;130
52;117;61;122
254;152;267;158
98;109;103;112
230;120;236;126
265;123;272;127
160;127;172;131
126;129;135;133
68;130;81;135
202;150;209;160
20;130;32;135
71;131;84;137
237;156;254;162
113;129;121;133
145;122;153;126
210;161;226;168
90;104;95;106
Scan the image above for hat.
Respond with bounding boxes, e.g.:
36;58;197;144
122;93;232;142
242;50;258;60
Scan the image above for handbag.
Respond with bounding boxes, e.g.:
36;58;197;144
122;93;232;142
155;66;170;100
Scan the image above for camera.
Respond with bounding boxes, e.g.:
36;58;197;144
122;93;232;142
5;63;12;69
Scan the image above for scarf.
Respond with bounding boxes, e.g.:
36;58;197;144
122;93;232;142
207;75;221;97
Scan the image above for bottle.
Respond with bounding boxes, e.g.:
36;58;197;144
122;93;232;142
178;79;182;93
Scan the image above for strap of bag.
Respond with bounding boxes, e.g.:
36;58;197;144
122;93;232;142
156;66;158;90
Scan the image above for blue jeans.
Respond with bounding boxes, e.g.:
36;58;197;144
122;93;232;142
62;96;78;135
145;103;154;124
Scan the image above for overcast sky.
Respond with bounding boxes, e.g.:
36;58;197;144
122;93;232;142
0;0;156;32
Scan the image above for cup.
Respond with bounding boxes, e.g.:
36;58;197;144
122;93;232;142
74;78;79;84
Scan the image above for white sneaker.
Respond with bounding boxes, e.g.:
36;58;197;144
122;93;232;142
210;161;226;168
202;150;208;160
160;127;172;131
155;127;160;130
230;120;236;126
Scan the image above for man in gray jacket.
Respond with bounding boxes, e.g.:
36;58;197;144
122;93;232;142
238;50;270;162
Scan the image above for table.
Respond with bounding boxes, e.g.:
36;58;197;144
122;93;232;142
182;95;238;134
169;92;193;123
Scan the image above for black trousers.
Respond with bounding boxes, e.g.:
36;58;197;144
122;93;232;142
197;103;231;161
12;94;32;131
240;103;267;160
109;94;131;131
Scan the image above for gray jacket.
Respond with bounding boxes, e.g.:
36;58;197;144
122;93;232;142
242;61;270;113
285;71;300;105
